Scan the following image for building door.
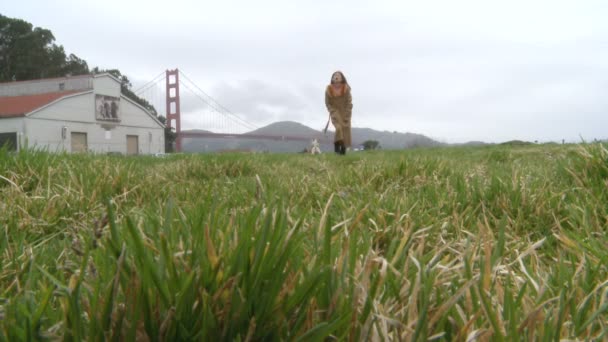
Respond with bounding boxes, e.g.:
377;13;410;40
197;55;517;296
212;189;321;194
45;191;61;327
127;135;139;155
0;132;17;151
71;132;87;153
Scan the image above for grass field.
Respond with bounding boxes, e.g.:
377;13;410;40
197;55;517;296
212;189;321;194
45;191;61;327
1;143;607;341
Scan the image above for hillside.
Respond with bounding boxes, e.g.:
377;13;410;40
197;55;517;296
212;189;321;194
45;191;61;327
182;121;444;152
245;121;325;138
350;127;445;149
181;129;214;135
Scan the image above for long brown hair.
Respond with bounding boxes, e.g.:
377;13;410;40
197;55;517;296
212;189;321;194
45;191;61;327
330;71;349;86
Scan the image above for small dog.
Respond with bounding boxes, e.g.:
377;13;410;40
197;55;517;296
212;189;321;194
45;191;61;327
310;139;321;155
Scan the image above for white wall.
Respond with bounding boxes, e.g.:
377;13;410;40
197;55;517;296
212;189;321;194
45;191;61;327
25;118;93;153
0;73;121;97
25;91;165;154
0;117;24;133
93;75;120;97
120;98;163;129
24;118;164;154
106;126;164;154
32;92;95;123
2;73;165;154
0;76;92;96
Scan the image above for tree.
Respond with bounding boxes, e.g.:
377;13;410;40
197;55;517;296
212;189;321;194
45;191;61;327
64;53;89;76
0;15;88;81
362;140;380;150
156;115;177;152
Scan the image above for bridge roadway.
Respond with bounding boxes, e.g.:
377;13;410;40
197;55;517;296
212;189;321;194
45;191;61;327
179;131;333;144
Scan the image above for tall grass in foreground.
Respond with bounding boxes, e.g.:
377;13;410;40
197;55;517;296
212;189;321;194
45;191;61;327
0;143;607;340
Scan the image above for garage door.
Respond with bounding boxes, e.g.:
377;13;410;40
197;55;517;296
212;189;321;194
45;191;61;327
127;135;139;155
71;132;87;153
0;133;17;151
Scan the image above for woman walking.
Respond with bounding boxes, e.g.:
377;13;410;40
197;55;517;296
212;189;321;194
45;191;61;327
325;71;353;155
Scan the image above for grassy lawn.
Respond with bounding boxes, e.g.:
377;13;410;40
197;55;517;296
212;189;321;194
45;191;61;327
1;143;607;340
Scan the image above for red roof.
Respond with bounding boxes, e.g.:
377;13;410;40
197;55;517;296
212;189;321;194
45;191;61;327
0;91;82;118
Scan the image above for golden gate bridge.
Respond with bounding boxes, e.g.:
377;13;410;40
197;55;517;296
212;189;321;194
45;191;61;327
134;69;331;152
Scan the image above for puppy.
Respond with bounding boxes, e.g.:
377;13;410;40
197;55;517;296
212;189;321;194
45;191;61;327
310;139;321;155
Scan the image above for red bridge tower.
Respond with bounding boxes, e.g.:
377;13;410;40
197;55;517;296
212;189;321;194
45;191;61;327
165;69;181;152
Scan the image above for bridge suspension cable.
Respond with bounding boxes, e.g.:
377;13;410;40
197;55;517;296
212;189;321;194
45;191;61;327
178;70;258;132
133;70;165;95
134;68;331;152
179;79;258;132
136;69;264;136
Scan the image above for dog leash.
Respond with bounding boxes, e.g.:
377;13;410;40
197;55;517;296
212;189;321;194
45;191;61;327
323;113;330;134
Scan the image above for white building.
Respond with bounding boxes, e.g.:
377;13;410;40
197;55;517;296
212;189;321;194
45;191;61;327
0;74;165;154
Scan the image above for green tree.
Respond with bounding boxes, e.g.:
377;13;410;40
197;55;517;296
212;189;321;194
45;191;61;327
0;15;88;81
64;53;89;76
155;115;177;152
362;140;380;150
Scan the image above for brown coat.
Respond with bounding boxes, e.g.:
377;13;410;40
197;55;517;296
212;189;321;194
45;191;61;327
325;85;353;146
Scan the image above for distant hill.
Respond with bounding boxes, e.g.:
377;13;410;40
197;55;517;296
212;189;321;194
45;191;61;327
455;141;493;147
500;140;534;146
349;127;445;149
246;121;446;149
182;121;445;153
181;129;213;134
246;121;325;138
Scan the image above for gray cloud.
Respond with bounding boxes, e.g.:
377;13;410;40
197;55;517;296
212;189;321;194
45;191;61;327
210;80;315;123
5;0;608;142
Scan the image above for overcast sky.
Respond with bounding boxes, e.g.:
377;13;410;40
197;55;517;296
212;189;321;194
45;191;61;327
4;0;608;143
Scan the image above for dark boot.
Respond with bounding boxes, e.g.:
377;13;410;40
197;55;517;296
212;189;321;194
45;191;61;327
340;143;347;155
334;142;340;154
